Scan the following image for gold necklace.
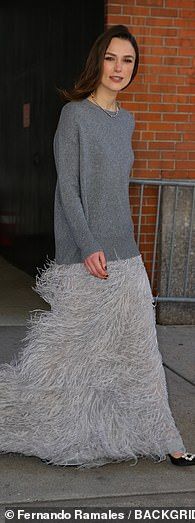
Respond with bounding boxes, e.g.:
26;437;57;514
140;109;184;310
90;92;120;118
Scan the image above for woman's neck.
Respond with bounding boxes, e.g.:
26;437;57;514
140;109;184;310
89;90;117;111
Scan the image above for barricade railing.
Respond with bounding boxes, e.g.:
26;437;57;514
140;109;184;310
129;178;195;304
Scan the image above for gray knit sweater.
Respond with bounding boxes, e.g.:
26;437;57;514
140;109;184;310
53;97;140;265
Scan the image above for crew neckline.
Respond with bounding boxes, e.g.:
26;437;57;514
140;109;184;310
84;97;120;114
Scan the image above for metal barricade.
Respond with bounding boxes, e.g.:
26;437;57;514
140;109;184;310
129;178;195;304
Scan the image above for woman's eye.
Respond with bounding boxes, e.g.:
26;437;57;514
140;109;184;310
104;57;133;63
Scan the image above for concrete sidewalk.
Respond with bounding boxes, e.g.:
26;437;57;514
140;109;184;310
0;256;194;517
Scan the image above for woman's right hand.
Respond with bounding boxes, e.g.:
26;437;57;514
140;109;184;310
83;251;109;279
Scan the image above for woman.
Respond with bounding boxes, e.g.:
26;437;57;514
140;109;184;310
0;24;194;468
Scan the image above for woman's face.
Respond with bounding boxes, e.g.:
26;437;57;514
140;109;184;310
101;37;136;93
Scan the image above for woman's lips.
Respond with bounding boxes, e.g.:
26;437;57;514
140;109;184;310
110;76;123;82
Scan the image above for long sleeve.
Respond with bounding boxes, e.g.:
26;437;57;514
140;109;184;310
53;104;103;262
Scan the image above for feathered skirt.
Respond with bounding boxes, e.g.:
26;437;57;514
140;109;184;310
0;253;186;468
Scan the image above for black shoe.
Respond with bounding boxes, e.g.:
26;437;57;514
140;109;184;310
168;452;195;466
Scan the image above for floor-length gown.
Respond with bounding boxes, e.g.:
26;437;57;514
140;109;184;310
0;252;186;468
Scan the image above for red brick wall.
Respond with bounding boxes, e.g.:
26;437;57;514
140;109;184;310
105;0;195;180
104;0;195;284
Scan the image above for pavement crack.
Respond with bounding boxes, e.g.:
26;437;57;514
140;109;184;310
163;362;195;387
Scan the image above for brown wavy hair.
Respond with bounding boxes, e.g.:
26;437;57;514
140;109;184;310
58;24;139;103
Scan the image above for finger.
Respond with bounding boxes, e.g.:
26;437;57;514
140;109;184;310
93;253;108;276
88;260;106;278
84;260;99;277
86;259;108;279
84;262;93;275
92;255;108;277
84;252;108;279
99;251;107;272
